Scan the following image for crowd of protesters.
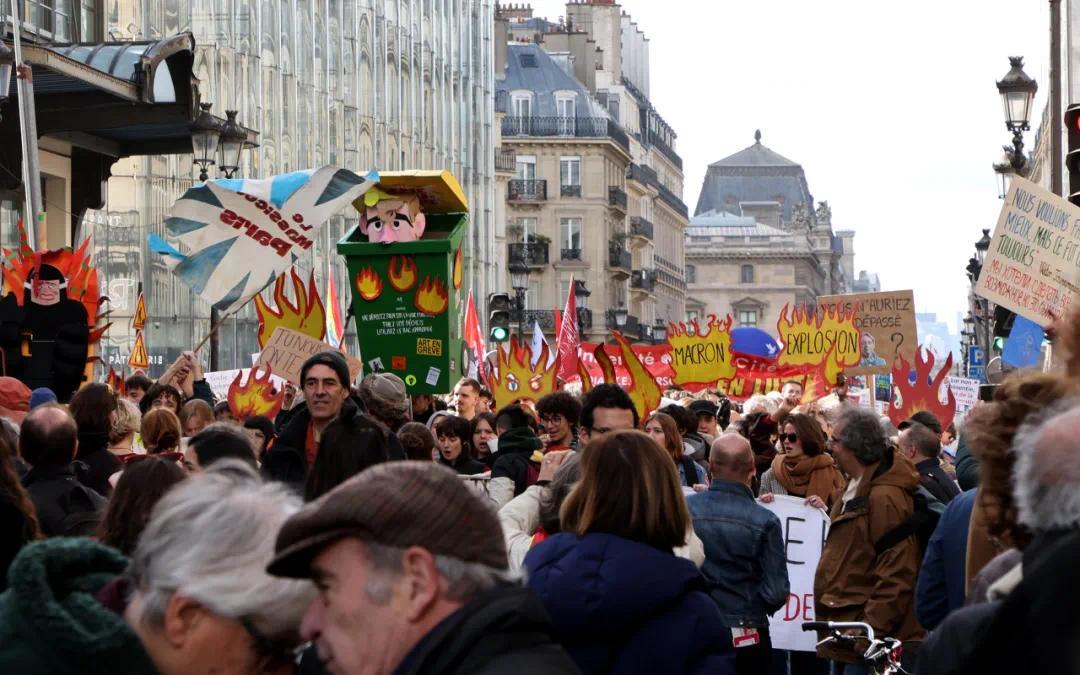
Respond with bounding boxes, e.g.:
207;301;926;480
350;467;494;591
0;320;1079;675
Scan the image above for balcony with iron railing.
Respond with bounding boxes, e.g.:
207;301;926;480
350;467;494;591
560;184;582;198
607;245;632;275
626;162;659;188
501;116;631;153
648;130;683;169
656;182;688;218
508;179;547;203
495;147;516;173
510;308;592;331
560;248;583;262
630;216;654;241
608;186;627;212
631;269;657;293
507;241;550;268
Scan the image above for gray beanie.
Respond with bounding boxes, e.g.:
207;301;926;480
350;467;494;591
300;351;351;388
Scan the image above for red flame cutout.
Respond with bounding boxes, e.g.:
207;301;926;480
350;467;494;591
889;347;956;431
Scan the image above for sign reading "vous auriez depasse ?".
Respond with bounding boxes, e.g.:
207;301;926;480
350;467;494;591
975;176;1080;323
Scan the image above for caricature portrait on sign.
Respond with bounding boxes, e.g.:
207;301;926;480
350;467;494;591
360;186;428;243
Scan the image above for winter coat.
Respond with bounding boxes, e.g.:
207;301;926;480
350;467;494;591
390;584;579;675
687;480;789;628
914;458;961;506
22;464;106;537
954;428;979;491
0;538;157;674
525;532;736;675
488;427;543;509
74;431;120;497
813;449;923;662
0;494;35;591
916;488;975;630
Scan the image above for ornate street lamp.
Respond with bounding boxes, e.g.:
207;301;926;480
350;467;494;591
996;56;1038;173
217;110;247;179
509;260;530;341
613;302;628;329
992;151;1014;199
0;41;13;121
975;229;992;266
190;102;222;182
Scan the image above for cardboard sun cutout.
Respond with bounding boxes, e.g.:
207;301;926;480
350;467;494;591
489;336;559;407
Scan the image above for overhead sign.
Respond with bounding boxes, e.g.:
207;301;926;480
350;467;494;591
760;496;830;652
975;176;1080;324
255;327;362;385
818;290;918;376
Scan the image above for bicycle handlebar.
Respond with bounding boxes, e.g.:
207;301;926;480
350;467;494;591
801;621;876;644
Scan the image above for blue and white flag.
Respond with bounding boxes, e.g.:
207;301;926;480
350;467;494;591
529;319;557;369
149;167;378;314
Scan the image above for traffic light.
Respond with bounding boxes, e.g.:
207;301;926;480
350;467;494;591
992;305;1016;339
993;336;1006;352
487;292;511;342
1065;104;1080;205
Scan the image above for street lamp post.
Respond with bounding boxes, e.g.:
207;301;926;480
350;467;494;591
217;110;248;179
653;319;667;344
974;229;992;358
996;56;1039;174
613;302;628;330
573;279;590;339
509;260;530;342
190;102;222;182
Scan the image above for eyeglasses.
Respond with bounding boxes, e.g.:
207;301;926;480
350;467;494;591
241;617;308;671
781;433;798;443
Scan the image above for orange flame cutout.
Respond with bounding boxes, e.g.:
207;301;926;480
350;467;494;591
227;366;284;420
594;343;618;384
776;303;861;369
611;331;663;420
577;359;594;393
489;336;559;407
387;256;418;292
414;275;449;316
890;348;956;431
356;267;383;302
453;246;463;290
254;267;327;349
667;314;736;388
105;367;126;395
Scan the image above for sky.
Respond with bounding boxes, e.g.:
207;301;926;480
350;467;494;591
527;0;1050;332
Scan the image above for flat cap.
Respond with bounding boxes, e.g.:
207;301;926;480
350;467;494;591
267;461;507;578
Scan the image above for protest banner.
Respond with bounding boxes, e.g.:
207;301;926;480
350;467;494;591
204;368;286;401
945;376;980;418
760;496;830;652
666;315;736;389
580;342;674;388
255;327;362;385
818;290;917;376
975;176;1080;324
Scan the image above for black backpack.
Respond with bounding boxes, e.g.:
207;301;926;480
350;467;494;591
873;485;946;557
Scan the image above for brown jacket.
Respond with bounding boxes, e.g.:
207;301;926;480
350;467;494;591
813;450;924;662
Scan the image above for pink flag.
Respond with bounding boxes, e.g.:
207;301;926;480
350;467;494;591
556;275;580;382
463;291;486;383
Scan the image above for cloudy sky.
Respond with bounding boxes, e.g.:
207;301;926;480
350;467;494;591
528;0;1049;331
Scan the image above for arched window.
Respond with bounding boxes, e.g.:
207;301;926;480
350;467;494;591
740;265;754;284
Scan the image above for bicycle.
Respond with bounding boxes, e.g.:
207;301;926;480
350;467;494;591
801;621;909;675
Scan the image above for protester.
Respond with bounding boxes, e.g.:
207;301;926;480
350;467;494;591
525;430;735;674
759;412;845;510
578;383;639;445
897;421;960;505
434;414;486;475
358;372;411;432
488;404;544;509
813;407;922;670
659;403;708;465
500;450;581;571
125;373;153;404
95;456;186;556
68;382;122;496
108;397;142;458
688;434;788;675
536;391;581;451
898;410;943;435
735;405;779;488
213;400;236;423
242;414;276;459
410;393;435;425
19;405;106;536
688;398;721;437
644;411;706;489
139;382;182;415
185;422;257;472
915;488;978;631
398;421;436;461
0;376;30;426
303;403;400;500
451;377;482;420
179;398;214;437
29;387;56;410
0;429;39;590
470;411;498;465
140;408;183;459
266;461;579;675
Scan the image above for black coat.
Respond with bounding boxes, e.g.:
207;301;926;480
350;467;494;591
74;432;120;498
21;464;106;537
489;428;542;497
0;494;34;591
915;458;961;506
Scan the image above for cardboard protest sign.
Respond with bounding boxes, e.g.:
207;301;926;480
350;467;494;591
975;176;1080;323
818;291;917;376
945;376;980;418
488;337;559;408
760;496;830;652
227;367;284;419
254;267;327;349
1001;315;1045;368
890;347;955;431
255;327;362;385
204;367;287;401
580;342;674;388
666;315;736;389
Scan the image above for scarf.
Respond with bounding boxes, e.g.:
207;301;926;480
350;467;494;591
771;452;845;506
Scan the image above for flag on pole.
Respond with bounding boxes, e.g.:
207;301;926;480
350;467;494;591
463;291;486;382
326;263;345;348
556;275;580;382
529;319;546;368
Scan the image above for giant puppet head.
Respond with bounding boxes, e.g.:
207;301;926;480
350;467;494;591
359;187;427;243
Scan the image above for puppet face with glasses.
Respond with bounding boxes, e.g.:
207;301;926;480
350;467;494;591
359;187;427;243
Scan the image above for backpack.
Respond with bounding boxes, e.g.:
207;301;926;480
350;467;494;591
873;485;946;557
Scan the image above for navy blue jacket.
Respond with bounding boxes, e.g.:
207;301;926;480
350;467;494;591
687;479;789;628
916;488;976;630
525;532;735;675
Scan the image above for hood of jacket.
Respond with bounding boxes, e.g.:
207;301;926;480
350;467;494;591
525;532;704;639
0;538;156;674
865;449;920;493
496;427;542;456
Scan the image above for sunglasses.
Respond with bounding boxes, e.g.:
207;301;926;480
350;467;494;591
781;433;799;443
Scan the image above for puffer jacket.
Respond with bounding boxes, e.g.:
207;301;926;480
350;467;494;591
813;449;924;662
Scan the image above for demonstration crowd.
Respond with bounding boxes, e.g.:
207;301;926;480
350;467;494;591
0;331;1077;675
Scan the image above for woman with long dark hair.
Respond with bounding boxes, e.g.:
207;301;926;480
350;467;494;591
68;383;121;495
435;415;485;475
0;430;40;589
644;412;706;489
470;412;498;465
96;456;186;556
758;413;845;511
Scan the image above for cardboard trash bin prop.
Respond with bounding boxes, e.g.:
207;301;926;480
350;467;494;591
338;171;468;394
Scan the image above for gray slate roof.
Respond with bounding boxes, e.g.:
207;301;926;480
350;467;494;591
497;43;605;118
687;209;791;238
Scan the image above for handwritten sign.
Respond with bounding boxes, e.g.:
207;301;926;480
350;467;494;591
760;495;830;652
255;327;362;385
945;375;980;418
975;176;1080;323
818;291;917;376
666;315;736;389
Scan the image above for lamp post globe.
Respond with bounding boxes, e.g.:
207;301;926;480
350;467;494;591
613;302;628;328
218;110;247;179
975;229;992;265
190;102;222;182
997;56;1038;132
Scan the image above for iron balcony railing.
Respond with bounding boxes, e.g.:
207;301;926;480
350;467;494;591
560;248;583;261
630;216;654;240
501;116;631;153
631;269;657;292
495;147;516;173
608;186;628;211
560;184;582;198
509;308;592;331
608;246;632;270
508;241;550;267
508;179;547;202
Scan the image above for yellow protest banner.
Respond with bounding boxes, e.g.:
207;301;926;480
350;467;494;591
775;304;860;370
667;314;735;388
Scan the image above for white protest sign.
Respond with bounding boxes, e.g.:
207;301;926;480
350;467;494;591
945;376;980;418
204;368;287;401
760;495;830;652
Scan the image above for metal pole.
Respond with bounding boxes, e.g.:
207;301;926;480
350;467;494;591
1051;0;1063;194
515;288;525;342
8;0;44;249
209;307;221;371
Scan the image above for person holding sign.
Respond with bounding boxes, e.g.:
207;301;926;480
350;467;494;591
759;413;846;511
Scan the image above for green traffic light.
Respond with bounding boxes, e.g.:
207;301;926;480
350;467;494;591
490;326;509;342
993;337;1005;351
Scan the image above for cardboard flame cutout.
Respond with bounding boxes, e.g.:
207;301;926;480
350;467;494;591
414;275;449;316
355;267;383;302
227;366;285;420
667;314;736;388
776;303;861;369
489;336;559;407
889;347;956;431
387;256;418;292
106;366;126;395
254;267;327;349
611;332;663;420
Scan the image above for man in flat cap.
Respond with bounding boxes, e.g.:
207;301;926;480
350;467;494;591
267;461;578;675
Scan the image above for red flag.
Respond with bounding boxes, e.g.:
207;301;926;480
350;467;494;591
463;291;486;383
556;275;580;382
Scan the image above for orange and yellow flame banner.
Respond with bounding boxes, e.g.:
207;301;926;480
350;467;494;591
227;366;285;420
255;267;327;349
